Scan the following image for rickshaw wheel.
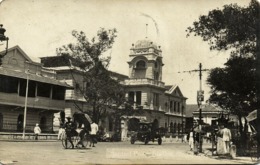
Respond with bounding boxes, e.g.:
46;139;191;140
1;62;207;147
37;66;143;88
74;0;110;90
82;134;90;147
62;137;72;149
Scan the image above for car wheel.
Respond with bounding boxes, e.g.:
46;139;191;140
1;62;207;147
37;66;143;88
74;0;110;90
158;137;162;145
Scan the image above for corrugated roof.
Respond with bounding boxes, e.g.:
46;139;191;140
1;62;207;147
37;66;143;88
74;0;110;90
0;67;72;88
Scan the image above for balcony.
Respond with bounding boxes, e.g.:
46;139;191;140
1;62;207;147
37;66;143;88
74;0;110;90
0;92;65;111
124;78;165;88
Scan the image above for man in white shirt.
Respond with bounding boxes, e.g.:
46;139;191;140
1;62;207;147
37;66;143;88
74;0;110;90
221;125;232;154
34;123;41;140
89;122;99;147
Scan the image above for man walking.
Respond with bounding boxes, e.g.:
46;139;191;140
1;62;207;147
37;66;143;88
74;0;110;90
89;122;98;147
64;117;76;149
221;124;232;154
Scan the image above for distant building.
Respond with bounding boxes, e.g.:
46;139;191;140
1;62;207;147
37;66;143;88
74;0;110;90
0;46;70;133
186;104;237;128
120;39;187;140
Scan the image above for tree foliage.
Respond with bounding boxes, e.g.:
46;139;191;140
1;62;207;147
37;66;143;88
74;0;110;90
187;1;260;152
187;0;259;116
187;0;259;58
57;28;126;123
207;56;257;116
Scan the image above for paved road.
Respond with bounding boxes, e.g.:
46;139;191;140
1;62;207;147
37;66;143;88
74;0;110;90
0;140;254;165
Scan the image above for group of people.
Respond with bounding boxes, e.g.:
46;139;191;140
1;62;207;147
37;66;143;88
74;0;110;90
62;116;99;149
187;124;232;155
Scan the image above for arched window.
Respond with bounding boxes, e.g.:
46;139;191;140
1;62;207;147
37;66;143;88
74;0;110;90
177;123;181;133
136;60;146;69
173;123;177;133
170;122;174;133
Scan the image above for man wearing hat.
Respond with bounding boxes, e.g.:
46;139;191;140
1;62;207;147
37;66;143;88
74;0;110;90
64;117;76;149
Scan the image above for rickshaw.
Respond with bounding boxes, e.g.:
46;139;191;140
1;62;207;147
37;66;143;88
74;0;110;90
130;121;162;145
61;112;92;149
246;110;258;161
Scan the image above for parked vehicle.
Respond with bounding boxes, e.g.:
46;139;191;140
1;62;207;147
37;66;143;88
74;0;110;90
130;121;162;145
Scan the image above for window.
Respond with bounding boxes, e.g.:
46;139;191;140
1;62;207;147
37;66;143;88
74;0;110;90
136;60;146;69
52;85;65;100
170;101;173;112
0;75;18;93
174;102;176;112
27;81;36;97
37;82;51;98
136;91;142;105
153;93;159;108
155;61;158;68
128;92;135;104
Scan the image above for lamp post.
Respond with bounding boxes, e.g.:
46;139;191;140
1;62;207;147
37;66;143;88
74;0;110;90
22;70;29;140
0;24;9;59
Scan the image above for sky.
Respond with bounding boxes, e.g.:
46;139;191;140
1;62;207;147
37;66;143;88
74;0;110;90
0;0;251;104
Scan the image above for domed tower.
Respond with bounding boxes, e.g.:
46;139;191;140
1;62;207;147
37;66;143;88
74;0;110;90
128;39;164;81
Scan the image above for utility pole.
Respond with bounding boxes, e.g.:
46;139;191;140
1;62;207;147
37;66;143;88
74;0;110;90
178;63;209;153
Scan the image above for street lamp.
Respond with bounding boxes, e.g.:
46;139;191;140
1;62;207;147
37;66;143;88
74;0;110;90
0;24;9;58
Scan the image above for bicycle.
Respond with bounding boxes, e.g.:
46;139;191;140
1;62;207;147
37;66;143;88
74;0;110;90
61;130;90;149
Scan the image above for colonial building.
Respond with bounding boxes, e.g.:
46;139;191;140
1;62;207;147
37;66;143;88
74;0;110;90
40;39;187;140
0;46;70;133
40;55;128;133
120;39;187;140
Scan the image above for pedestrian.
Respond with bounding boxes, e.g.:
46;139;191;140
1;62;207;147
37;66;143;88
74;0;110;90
220;124;232;154
75;124;86;148
187;129;194;151
58;125;65;140
193;131;200;155
89;121;98;147
64;117;76;149
34;123;41;140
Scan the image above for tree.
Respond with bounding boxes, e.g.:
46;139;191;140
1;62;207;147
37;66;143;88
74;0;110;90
187;0;258;58
56;28;126;123
187;0;259;153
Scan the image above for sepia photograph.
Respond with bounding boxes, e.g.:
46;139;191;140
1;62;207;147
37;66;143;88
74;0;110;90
0;0;259;164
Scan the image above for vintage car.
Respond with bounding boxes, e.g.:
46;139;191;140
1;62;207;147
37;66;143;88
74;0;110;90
130;121;162;145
